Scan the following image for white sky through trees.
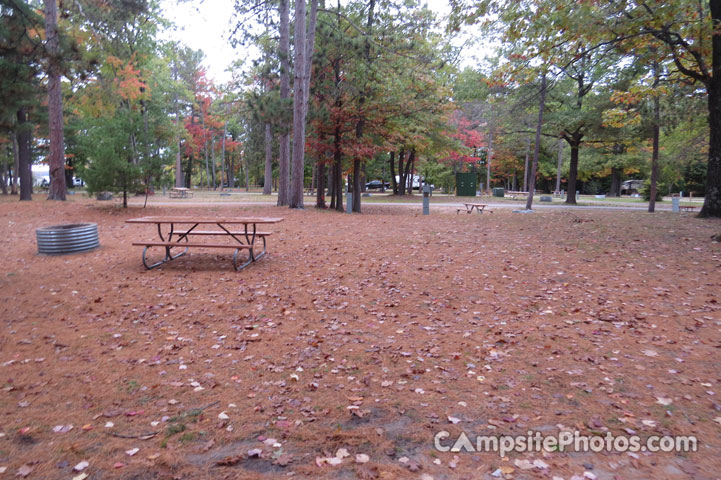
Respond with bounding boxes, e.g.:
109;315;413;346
161;0;482;84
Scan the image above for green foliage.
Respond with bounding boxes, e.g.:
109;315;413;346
641;179;665;201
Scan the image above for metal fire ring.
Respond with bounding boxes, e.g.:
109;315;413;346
36;223;100;255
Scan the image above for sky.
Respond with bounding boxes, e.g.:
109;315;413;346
160;0;480;85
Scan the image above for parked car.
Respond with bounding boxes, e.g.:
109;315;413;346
365;180;389;190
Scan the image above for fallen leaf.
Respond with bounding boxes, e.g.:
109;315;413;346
73;461;89;472
355;453;370;464
514;459;534;470
16;465;33;477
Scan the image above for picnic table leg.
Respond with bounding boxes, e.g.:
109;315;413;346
140;222;189;269
218;222;266;270
232;248;253;271
164;222;190;261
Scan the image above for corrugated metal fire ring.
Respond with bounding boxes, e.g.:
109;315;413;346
36;223;100;255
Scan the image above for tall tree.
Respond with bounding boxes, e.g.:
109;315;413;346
44;0;66;200
277;0;291;206
289;0;319;208
525;73;547;210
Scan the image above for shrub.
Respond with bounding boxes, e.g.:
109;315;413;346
641;179;665;201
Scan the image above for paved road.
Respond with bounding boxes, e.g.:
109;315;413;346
128;199;685;212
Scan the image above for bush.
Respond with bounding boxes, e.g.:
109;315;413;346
641;179;665;201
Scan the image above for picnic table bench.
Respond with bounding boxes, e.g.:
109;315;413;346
126;216;283;271
679;205;698;212
457;203;491;214
169;187;193;198
505;190;529;199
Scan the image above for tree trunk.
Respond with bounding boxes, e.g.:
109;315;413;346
1;146;8;195
610;166;621;197
350;0;375;213
310;162;316;195
184;149;193;188
523;135;530;192
526;73;547;211
277;0;291;206
555;137;563;193
397;148;406;196
316;161;326;208
352;159;361;211
701;3;721;217
263;123;272;194
220;120;227;188
45;0;66;201
333;138;343;211
173;57;184;188
486;117;493;194
565;142;580;204
403;149;414;194
229;148;235;189
302;0;318;116
11;133;19;195
17;109;32;201
289;0;317;208
389;151;397;194
244;151;249;192
211;137;217;189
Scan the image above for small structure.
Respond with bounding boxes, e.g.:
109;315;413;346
621;179;643;195
456;173;477;196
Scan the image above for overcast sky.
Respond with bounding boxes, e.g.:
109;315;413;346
160;0;484;85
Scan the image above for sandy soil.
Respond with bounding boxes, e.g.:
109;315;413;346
1;195;720;480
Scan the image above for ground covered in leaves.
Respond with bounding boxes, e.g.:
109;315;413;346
1;196;720;480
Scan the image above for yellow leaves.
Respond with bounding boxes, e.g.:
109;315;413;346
609;91;639;106
602;108;641;129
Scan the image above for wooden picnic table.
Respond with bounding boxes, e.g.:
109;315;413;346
169;187;193;198
457;203;490;214
679;205;698;212
126;216;283;271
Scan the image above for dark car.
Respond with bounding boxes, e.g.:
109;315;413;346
365;180;389;190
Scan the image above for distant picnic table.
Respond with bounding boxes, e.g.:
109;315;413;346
457;203;490;214
679;205;698;212
126;216;283;271
169;187;193;198
505;190;529;199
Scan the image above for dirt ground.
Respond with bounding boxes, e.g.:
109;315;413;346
1;195;720;480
